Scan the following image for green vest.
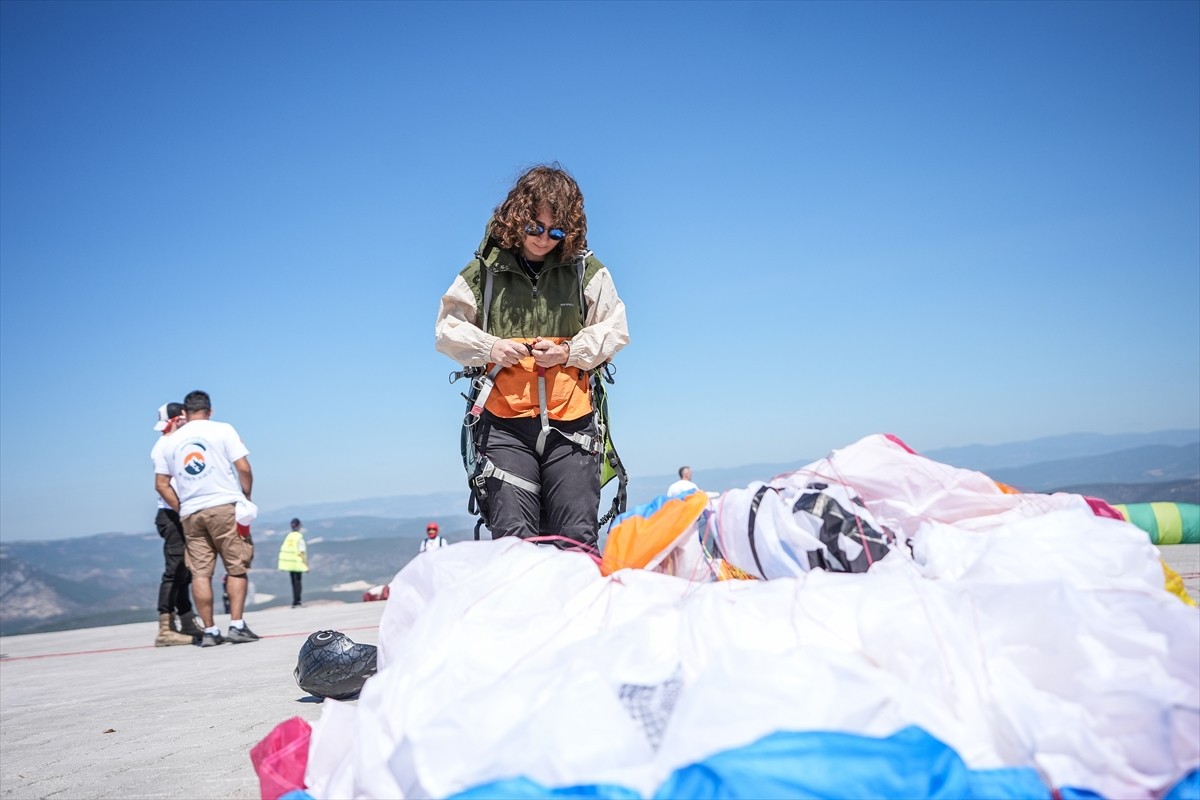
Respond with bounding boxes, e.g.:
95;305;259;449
461;235;606;338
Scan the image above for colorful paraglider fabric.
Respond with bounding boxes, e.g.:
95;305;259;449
1113;502;1200;545
714;480;899;580
1083;495;1124;520
1165;769;1200;800
249;716;310;800
1162;561;1198;608
267;435;1199;800
600;489;709;577
452;726;1058;799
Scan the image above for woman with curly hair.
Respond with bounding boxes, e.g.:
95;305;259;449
435;164;630;547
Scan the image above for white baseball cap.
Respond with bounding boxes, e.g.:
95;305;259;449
153;402;185;432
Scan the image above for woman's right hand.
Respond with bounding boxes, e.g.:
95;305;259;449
489;339;530;367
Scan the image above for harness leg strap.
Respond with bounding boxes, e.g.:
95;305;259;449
479;459;540;495
535;370;598;455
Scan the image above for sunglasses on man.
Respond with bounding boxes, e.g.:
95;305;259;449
524;223;566;241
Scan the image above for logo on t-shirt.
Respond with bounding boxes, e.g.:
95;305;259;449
182;441;208;476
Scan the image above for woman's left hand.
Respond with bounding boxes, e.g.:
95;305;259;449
531;338;570;367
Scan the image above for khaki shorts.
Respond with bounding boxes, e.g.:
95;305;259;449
181;503;254;578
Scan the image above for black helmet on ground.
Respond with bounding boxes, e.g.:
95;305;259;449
294;630;378;700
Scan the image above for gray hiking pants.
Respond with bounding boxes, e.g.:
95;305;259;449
477;411;601;547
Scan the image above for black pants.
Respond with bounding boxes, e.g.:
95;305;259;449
155;508;193;616
289;571;303;606
477;411;601;547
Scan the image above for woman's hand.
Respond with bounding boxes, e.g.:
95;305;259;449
490;339;531;367
531;338;570;367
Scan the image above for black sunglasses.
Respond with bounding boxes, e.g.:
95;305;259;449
524;222;566;241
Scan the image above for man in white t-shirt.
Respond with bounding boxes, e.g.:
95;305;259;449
155;389;258;648
666;465;700;498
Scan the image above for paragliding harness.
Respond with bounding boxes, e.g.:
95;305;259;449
448;254;628;541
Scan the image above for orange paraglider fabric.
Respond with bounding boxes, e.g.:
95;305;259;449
600;490;709;577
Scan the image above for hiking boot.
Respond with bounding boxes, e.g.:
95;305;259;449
199;630;224;647
226;623;260;644
155;613;194;647
175;612;204;639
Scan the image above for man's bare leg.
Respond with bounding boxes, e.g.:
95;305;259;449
227;574;248;621
192;577;215;628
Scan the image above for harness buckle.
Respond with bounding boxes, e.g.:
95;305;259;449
450;366;484;384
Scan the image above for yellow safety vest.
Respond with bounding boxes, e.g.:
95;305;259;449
277;530;308;572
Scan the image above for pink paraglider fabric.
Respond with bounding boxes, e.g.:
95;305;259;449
250;716;311;800
1085;495;1124;520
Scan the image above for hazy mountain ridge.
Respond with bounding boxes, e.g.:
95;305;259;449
987;444;1200;492
0;558;98;623
620;439;1199;509
2;430;1197;636
264;492;470;525
263;430;1200;520
1050;480;1199;505
925;429;1200;471
0;517;482;636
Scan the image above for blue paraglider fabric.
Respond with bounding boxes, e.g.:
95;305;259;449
452;726;1059;800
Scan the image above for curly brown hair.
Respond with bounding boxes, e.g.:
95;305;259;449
490;163;588;257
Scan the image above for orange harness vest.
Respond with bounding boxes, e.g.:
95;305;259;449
485;341;591;420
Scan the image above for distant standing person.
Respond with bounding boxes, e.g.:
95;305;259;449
278;518;308;607
149;402;203;647
155;390;259;647
667;466;699;498
419;521;448;553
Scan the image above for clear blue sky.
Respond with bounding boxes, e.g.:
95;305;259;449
2;0;1197;542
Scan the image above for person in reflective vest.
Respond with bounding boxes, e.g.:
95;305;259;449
278;518;308;608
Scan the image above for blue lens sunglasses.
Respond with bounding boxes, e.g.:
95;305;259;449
524;222;567;241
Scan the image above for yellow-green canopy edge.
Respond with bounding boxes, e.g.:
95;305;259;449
1113;502;1200;545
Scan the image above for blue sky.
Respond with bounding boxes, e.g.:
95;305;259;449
1;0;1197;542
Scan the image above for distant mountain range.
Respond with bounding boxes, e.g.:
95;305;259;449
986;443;1200;492
923;429;1199;471
262;430;1199;521
1;429;1196;636
0;520;464;637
